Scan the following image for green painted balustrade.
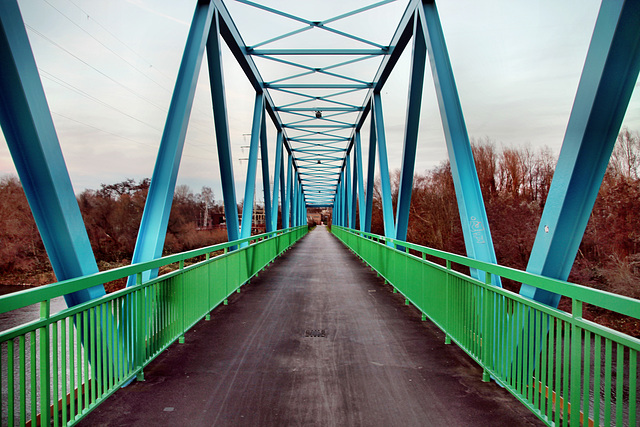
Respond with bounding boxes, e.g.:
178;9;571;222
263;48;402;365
332;225;639;427
0;226;307;427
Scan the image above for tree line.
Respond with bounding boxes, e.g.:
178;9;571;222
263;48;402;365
366;129;640;334
0;178;226;286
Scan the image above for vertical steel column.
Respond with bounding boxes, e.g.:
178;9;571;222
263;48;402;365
260;113;272;232
0;0;104;306
332;197;337;225
240;93;264;240
292;172;299;226
395;12;427;243
207;9;239;242
372;93;395;242
521;0;640;307
299;188;304;225
279;146;286;228
271;132;284;231
338;172;345;226
364;107;377;233
420;2;500;285
350;146;359;228
345;152;352;228
335;177;341;226
354;132;366;231
128;1;214;286
296;176;303;225
283;153;293;228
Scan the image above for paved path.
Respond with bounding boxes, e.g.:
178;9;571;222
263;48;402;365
82;226;542;426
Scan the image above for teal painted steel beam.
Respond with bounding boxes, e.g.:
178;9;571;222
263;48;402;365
296;164;342;169
207;10;240;243
265;84;371;90
213;1;281;128
277;107;363;112
372;93;395;241
293;139;348;144
260;109;273;232
297;155;343;161
267;67;370;86
293;170;299;226
292;147;346;153
279;149;285;228
271;132;284;231
283;153;293;228
350;144;359;229
298;170;339;176
240;93;264;240
337;174;344;226
284;124;355;129
285;115;354;127
290;137;349;142
249;49;388;56
345;0;417;146
128;1;214;286
395;11;427;243
420;1;500;286
345;152;352;228
364;108;377;233
293;174;300;226
244;0;395;49
521;0;640;307
300;177;339;182
354;132;366;231
0;0;104;307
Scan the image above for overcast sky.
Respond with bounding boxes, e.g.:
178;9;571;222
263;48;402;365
1;0;639;203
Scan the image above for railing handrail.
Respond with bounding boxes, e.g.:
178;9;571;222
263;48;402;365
0;225;307;314
333;226;640;320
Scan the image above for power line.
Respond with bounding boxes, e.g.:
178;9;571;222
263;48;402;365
42;0;172;95
40;69;163;132
51;111;216;161
59;0;217;126
41;70;220;157
64;0;176;86
26;23;215;139
26;24;169;112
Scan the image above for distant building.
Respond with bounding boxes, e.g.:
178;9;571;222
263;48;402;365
239;207;266;234
307;212;321;225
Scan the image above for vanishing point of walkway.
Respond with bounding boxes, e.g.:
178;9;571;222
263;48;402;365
81;227;542;426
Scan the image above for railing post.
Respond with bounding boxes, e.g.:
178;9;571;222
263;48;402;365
445;260;452;345
482;272;491;382
205;252;211;320
179;260;186;343
570;299;583;427
135;272;145;381
39;300;51;425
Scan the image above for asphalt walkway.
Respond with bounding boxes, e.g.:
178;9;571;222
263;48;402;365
81;226;542;426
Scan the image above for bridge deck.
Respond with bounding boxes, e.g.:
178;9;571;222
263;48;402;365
81;227;541;426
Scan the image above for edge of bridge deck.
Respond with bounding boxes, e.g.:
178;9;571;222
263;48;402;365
80;227;542;426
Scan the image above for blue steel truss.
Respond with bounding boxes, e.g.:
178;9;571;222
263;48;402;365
1;0;638;312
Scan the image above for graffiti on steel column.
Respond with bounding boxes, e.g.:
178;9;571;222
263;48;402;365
469;216;486;244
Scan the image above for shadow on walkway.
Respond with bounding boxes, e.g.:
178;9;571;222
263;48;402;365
81;226;542;426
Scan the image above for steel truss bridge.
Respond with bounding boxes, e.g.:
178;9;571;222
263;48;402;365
0;0;639;426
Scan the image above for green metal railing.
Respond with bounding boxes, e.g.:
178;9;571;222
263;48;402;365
332;226;639;427
0;225;307;427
